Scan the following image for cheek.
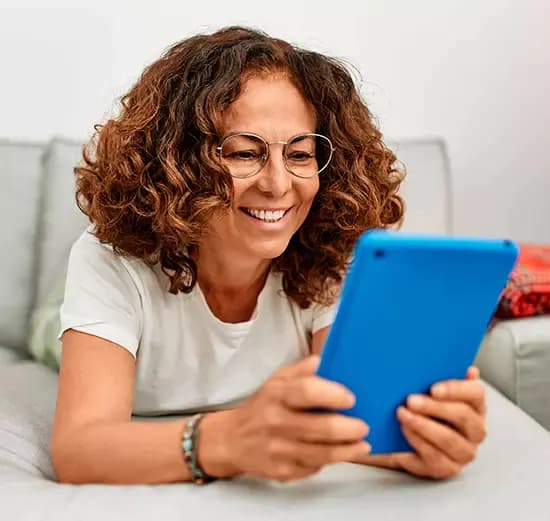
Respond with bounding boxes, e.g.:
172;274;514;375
299;178;320;208
231;179;254;207
207;210;230;237
231;178;254;212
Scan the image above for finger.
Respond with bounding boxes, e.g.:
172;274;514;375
275;355;320;379
406;394;487;443
265;438;368;468
283;376;356;410
399;426;461;479
284;411;369;443
467;366;480;380
291;440;372;468
397;406;477;465
286;465;323;481
350;453;401;469
263;462;322;483
430;379;486;415
391;452;431;478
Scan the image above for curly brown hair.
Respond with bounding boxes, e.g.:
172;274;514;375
75;26;405;308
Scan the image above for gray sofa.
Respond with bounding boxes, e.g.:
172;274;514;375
1;137;549;520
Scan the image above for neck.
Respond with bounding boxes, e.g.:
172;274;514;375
192;241;272;323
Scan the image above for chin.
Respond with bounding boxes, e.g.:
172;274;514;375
247;239;291;261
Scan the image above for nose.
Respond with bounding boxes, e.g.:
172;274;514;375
255;147;293;198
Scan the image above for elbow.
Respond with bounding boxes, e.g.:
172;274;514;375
50;435;93;485
50;439;77;484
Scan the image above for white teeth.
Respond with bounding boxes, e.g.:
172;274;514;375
244;208;287;222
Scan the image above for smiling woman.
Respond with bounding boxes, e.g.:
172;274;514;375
50;26;416;486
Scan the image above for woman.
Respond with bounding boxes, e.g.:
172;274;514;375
51;26;486;485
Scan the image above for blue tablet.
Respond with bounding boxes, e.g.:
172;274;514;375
316;230;519;454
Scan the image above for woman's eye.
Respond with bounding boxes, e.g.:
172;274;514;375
231;151;260;160
288;152;314;161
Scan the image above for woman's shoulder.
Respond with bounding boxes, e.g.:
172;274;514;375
71;225;121;257
67;225;160;294
70;225;114;256
70;225;148;272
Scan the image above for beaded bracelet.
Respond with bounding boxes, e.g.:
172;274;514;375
181;413;215;484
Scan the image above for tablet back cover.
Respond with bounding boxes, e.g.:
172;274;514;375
316;230;518;454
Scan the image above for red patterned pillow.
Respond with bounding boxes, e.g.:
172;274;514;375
495;244;550;318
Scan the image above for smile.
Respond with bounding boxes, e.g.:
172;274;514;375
240;207;291;223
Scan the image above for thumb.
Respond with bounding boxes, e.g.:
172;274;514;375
466;366;480;380
275;355;321;379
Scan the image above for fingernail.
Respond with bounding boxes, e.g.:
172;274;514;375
397;406;412;420
432;384;446;398
407;394;424;408
364;442;372;454
345;392;356;408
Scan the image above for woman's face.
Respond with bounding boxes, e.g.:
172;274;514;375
207;74;320;262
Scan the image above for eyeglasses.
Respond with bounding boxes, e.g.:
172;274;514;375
216;132;335;179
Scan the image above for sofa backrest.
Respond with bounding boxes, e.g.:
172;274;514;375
0;137;451;352
35;139;89;305
0;141;46;351
391;139;452;236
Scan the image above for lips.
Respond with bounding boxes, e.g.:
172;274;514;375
240;207;291;223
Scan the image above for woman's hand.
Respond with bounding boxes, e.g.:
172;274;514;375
395;366;487;479
361;366;487;480
199;355;371;482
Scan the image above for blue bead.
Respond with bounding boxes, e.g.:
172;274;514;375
183;439;193;452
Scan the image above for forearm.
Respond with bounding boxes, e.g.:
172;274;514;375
51;410;236;485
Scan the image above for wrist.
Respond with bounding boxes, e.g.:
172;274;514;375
196;409;241;479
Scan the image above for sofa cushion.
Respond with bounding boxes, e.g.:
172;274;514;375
28;268;65;370
0;361;58;480
0;141;45;352
1;360;550;520
35;138;88;306
476;315;550;431
0;345;25;366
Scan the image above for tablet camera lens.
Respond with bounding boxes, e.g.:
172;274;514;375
374;249;385;258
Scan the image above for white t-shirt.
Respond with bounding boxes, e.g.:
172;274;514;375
59;228;337;416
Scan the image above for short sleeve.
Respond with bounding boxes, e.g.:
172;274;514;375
311;300;339;334
58;230;143;357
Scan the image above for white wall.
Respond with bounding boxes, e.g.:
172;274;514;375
1;0;549;241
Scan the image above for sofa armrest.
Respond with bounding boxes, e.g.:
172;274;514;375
476;316;550;431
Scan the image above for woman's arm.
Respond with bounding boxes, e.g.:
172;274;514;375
51;330;236;484
52;330;370;484
311;326;330;355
